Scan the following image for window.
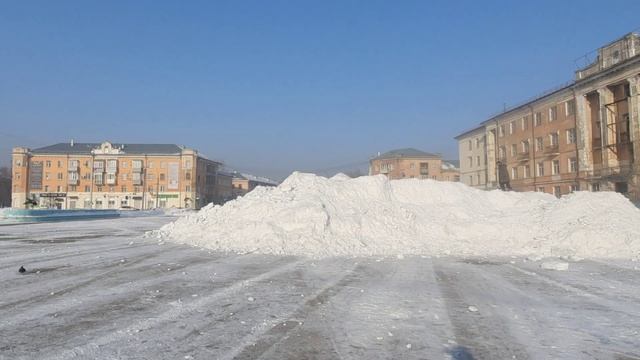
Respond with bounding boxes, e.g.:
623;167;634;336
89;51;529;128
134;186;140;192
568;157;577;172
534;112;542;126
468;175;473;185
57;173;63;180
565;99;575;116
510;144;517;157
537;162;544;176
549;106;557;122
94;173;103;185
475;138;481;148
537;187;545;193
84;185;91;192
592;183;600;191
15;159;22;167
498;146;506;160
97;186;102;192
46;161;52;168
132;160;143;170
498;125;505;137
549;132;559;147
69;185;77;192
468;140;472;150
509;121;515;135
521;116;529;131
536;137;544;151
186;185;191;192
521;140;530;153
160;173;166;181
511;167;518;180
149;161;154;168
476;155;481;166
553;186;561;197
57;161;62;168
410;163;415;169
468;157;473;167
566;128;576;144
15;173;21;180
570;184;579;192
419;163;429;175
159;185;165;192
44;185;49;192
147;173;155;181
121;173;128;181
121;185;127;192
185;160;192;169
109;186;115;192
121;161;128;168
56;185;61;192
185;172;191;180
552;160;560;175
69;160;79;168
148;186;154;192
524;165;531;178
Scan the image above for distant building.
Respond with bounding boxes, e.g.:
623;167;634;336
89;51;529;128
455;32;640;199
231;172;278;197
11;141;224;209
369;148;460;181
455;125;488;188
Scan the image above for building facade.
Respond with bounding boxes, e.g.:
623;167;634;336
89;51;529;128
231;172;278;198
455;32;640;200
369;148;460;181
455;126;488;188
11;141;223;209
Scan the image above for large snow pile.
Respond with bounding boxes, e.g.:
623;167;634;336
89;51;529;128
155;172;640;259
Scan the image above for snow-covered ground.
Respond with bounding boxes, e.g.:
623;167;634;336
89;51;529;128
1;217;640;359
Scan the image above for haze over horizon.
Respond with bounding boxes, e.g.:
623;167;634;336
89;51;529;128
2;1;640;180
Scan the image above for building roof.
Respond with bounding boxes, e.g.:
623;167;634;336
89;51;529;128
31;142;185;155
372;148;440;160
453;125;486;140
231;172;278;185
442;160;460;170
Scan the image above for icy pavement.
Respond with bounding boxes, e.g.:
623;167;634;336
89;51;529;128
1;217;640;359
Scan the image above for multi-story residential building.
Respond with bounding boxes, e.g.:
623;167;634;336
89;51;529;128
369;148;460;181
231;172;278;198
455;126;488;188
11;141;223;209
455;32;640;200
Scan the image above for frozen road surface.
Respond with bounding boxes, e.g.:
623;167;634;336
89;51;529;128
1;216;640;360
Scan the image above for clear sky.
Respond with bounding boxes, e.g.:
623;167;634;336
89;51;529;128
2;1;640;179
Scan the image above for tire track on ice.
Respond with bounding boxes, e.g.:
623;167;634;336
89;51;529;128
41;258;308;360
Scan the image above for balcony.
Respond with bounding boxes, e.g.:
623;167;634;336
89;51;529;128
544;145;559;155
517;151;530;162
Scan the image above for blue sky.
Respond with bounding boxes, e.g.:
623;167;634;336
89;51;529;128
2;1;640;179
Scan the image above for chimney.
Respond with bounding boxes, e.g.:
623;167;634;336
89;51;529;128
70;139;74;147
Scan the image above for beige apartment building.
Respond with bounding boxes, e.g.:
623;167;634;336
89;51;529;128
456;32;640;200
12;141;224;209
455;126;488;188
369;148;460;181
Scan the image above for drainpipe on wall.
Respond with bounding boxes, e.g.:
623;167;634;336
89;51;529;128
572;87;581;190
529;104;536;191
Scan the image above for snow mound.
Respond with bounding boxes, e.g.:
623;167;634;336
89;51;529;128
155;172;640;259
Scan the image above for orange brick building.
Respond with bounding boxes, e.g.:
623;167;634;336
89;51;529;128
369;148;460;181
12;141;224;209
456;32;640;199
